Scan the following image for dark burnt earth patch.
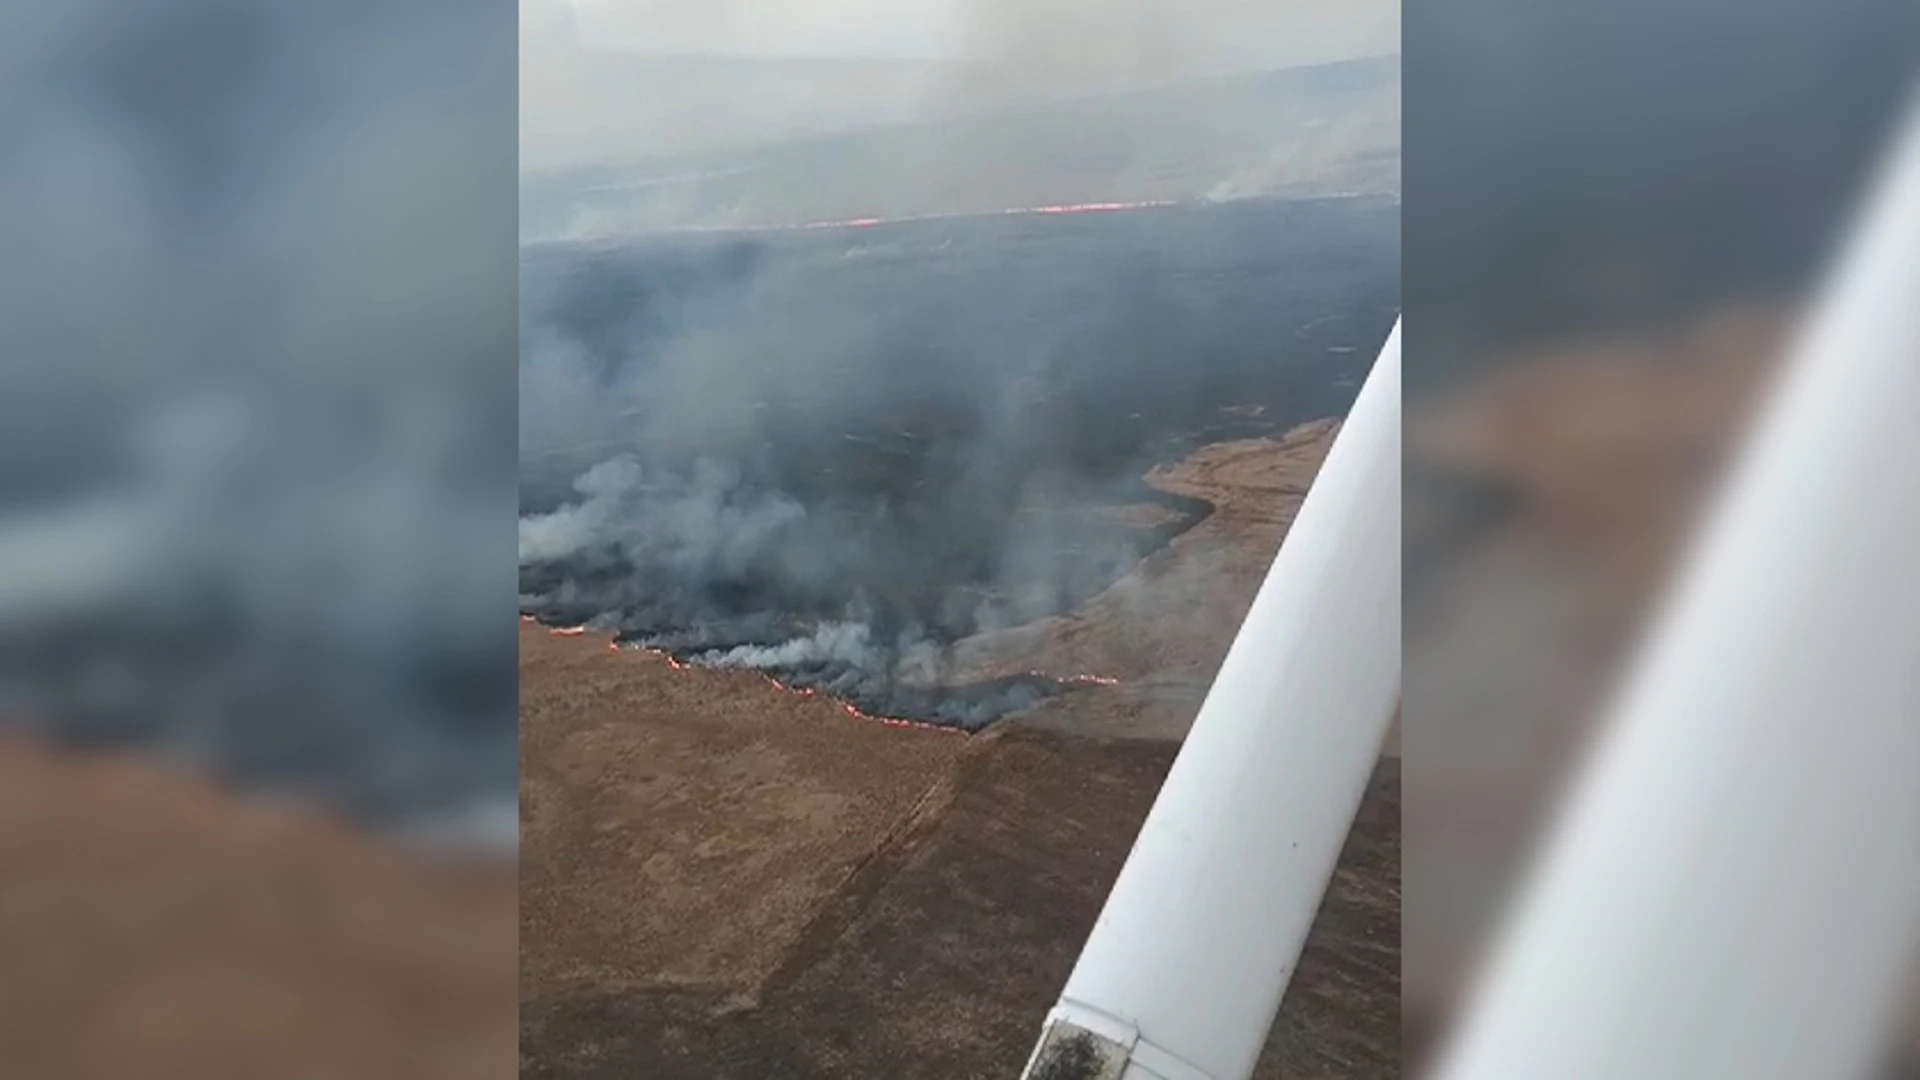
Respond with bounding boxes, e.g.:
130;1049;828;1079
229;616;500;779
518;197;1399;729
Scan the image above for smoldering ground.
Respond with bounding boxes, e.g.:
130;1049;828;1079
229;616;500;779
0;0;519;838
518;196;1399;726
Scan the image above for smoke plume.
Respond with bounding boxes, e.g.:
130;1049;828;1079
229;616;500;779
0;0;519;838
519;198;1400;727
516;2;1398;729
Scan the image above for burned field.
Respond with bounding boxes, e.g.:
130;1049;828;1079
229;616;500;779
518;196;1400;728
520;197;1401;1076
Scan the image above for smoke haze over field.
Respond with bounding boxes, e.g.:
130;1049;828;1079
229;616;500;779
518;199;1400;725
520;0;1399;239
950;0;1397;105
0;0;519;833
518;4;1400;723
520;58;1399;240
516;2;1399;723
521;0;1398;168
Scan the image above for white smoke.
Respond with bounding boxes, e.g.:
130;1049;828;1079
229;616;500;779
695;620;880;670
518;453;808;575
517;456;642;563
687;619;962;693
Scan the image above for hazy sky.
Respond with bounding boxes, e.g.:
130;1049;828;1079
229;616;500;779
520;0;1399;172
523;0;1399;68
523;0;960;58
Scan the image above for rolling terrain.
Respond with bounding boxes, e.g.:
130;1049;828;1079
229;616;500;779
520;422;1400;1078
522;56;1399;240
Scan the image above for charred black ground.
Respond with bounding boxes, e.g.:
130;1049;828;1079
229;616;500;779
518;196;1399;726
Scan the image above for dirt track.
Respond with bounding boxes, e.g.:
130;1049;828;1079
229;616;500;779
520;626;968;1003
521;418;1402;1078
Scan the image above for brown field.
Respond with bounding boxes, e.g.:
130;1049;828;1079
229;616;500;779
1400;305;1802;1057
0;742;518;1080
521;418;1402;1078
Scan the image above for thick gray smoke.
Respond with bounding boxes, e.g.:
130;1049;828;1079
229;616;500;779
0;0;518;837
518;198;1400;726
516;2;1399;727
695;622;884;672
518;456;806;573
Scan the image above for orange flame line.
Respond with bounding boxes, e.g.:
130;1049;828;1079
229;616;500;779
740;199;1180;235
536;620;1105;738
598;640;966;736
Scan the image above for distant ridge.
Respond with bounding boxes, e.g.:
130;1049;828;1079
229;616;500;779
522;55;1400;241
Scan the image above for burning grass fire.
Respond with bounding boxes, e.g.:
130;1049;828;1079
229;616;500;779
665;199;1185;238
519;197;1398;739
524;616;1117;734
